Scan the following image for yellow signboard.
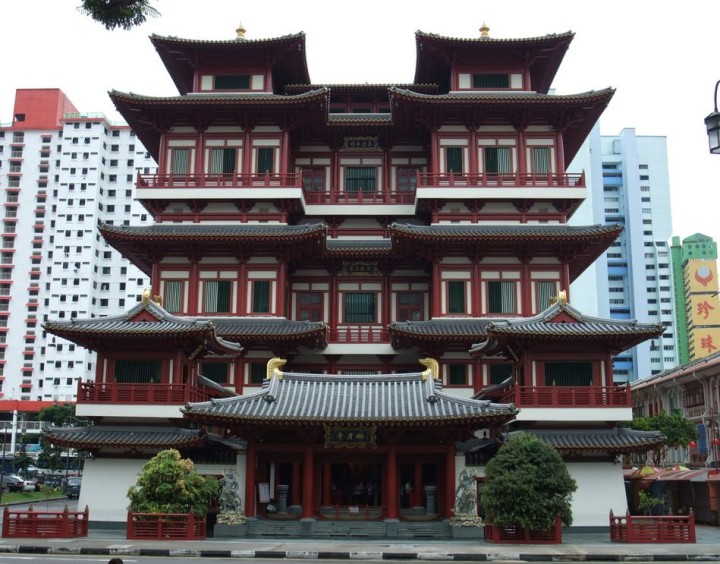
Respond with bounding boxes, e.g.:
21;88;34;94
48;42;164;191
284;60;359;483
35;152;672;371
690;295;720;326
686;260;720;293
690;327;720;359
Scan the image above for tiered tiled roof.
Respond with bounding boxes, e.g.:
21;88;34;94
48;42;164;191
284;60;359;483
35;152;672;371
503;428;665;454
45;425;208;452
183;370;517;428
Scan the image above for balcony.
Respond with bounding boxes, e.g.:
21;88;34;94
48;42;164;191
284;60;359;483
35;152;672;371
499;385;632;408
328;324;389;344
77;382;214;405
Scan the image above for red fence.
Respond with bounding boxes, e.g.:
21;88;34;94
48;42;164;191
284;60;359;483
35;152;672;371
609;510;696;543
484;515;563;544
500;385;632;408
77;382;212;405
2;506;89;538
127;512;206;540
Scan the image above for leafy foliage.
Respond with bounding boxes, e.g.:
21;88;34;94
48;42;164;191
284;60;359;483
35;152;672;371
78;0;160;31
637;490;665;516
127;449;219;517
37;404;77;427
38;404;86;472
626;410;698;466
483;433;577;529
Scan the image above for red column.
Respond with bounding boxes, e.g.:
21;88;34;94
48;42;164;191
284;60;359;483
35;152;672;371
413;462;422;508
322;462;332;506
444;445;455;518
329;270;338;338
432;259;442;317
280;129;290;174
276;260;287;316
245;444;256;518
385;444;399;519
292;461;302;506
561;263;571;299
302;443;314;518
517;128;526;176
195;130;204;176
522;261;531;316
188;259;199;314
469;128;478;176
382;269;391;332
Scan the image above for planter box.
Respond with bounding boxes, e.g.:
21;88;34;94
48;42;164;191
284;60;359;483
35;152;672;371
127;512;206;540
609;510;696;543
2;506;89;539
484;515;562;544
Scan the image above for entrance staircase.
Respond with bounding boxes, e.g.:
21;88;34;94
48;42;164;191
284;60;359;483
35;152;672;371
245;519;452;539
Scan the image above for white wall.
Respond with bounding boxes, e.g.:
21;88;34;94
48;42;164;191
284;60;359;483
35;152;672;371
79;457;145;522
568;461;628;526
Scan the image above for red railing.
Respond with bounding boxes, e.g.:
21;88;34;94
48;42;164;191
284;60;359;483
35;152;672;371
484;515;562;544
609;510;696;543
77;382;212;405
328;325;389;344
137;172;302;189
2;506;89;538
499;385;632;408
303;190;415;205
417;171;585;188
127;512;206;540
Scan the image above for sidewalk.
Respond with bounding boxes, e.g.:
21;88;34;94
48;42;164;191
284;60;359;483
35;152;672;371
1;526;720;561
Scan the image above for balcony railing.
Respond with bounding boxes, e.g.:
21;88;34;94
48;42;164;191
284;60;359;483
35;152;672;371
329;324;389;344
77;382;212;405
137;172;302;189
500;385;632;408
416;171;585;188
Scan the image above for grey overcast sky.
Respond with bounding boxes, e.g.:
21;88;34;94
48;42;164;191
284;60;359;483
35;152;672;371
1;0;718;246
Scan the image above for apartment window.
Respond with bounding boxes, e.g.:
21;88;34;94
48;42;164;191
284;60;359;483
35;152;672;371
344;293;376;323
484;147;512;173
298;292;323;321
301;167;325;192
252;280;271;313
488;281;516;314
204;280;231;313
164;281;184;313
447;281;466;314
201;362;228;384
345;167;376;194
397;291;423;321
209;148;236;175
256;148;274;173
215;75;250;90
448;364;467;386
445;147;463;173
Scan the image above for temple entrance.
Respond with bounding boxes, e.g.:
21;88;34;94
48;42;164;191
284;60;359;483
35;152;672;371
328;462;382;507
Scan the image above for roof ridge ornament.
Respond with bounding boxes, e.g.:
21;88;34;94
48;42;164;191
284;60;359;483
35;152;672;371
419;357;439;381
480;22;490;39
141;288;151;305
549;289;568;306
266;357;286;381
235;21;246;40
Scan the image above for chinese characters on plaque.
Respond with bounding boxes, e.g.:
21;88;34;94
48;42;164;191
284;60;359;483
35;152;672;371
324;425;377;449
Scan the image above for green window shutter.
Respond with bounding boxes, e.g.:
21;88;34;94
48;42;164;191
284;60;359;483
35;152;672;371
489;364;512;385
449;364;467;385
201;362;228;384
533;147;550;174
210;148;236;174
164;281;183;313
485;147;498;173
257;148;274;173
114;360;162;384
448;281;466;314
253;280;271;313
205;280;231;313
472;74;510;88
344;293;376;323
544;362;593;386
215;75;250;89
488;281;515;313
250;363;266;384
171;149;189;175
537;281;555;311
446;147;463;173
346;167;376;193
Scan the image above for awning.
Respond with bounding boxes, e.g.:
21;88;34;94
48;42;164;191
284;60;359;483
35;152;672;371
656;468;711;482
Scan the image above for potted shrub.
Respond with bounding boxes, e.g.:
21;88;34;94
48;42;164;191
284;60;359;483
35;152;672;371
483;433;577;544
126;449;219;540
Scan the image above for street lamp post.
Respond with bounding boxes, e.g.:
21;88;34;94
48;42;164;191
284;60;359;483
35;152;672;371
705;80;720;154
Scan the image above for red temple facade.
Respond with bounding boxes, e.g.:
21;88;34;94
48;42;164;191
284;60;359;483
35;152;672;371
44;24;663;534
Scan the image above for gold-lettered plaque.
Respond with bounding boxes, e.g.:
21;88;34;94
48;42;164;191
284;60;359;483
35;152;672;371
324;425;377;449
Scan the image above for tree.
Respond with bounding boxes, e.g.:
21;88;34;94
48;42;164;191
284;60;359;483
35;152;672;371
637;490;665;516
627;410;698;466
483;433;577;530
37;404;85;474
78;0;160;31
127;449;219;517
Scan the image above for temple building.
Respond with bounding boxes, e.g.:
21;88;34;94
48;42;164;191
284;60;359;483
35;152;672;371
44;24;663;534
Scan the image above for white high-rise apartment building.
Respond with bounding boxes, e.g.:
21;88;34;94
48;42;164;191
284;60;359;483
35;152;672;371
572;126;677;383
0;89;155;404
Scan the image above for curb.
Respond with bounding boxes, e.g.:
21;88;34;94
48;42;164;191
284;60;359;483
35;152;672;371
1;547;719;561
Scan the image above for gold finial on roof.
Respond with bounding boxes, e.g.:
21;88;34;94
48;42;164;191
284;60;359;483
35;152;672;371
153;294;162;306
141;288;151;304
480;22;490;38
267;357;286;380
235;21;246;39
419;357;439;381
557;290;567;305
